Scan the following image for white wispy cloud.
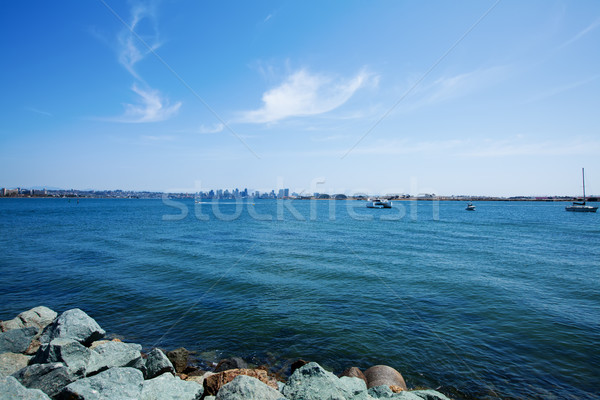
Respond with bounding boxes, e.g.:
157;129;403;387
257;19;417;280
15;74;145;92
407;66;509;110
25;107;52;117
106;3;180;123
117;84;181;123
458;139;600;157
292;137;600;159
558;17;600;50
239;68;374;124
140;134;176;142
525;74;600;104
198;123;225;134
117;3;161;80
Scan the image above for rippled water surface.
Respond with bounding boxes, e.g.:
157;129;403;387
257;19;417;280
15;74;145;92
1;199;599;399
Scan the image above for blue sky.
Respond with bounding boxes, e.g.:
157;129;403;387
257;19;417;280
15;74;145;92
1;0;599;196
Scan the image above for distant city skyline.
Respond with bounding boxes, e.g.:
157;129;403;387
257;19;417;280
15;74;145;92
1;1;599;196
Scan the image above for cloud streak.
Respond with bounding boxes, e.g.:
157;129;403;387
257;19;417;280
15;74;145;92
558;17;600;50
118;84;181;123
107;2;180;123
239;69;373;124
198;123;225;134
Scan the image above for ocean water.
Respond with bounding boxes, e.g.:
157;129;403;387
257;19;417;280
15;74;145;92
0;198;599;399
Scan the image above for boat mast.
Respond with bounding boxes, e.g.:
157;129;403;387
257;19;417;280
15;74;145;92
582;168;586;204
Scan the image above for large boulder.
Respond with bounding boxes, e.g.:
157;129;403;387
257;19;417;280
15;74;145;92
204;368;279;397
145;348;175;379
215;375;286;400
214;357;248;372
39;309;105;346
11;362;77;398
86;341;144;376
0;352;31;377
1;306;57;333
340;367;368;386
282;362;368;400
59;367;144;400
0;327;38;353
141;372;203;400
0;376;51;400
167;347;190;373
31;338;92;377
364;365;407;391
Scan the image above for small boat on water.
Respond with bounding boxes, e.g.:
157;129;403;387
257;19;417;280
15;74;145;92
366;198;392;208
465;202;476;211
566;168;598;212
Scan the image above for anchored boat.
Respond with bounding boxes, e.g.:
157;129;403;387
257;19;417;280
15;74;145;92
366;198;392;208
566;168;598;212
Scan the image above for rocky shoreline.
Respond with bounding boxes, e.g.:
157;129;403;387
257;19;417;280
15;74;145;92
1;306;452;400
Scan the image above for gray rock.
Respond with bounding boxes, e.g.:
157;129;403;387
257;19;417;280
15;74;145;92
0;376;51;400
392;393;423;400
11;362;76;398
282;362;367;400
364;365;407;391
214;357;248;372
339;376;370;400
145;348;175;379
215;375;286;400
410;390;452;400
30;338;92;377
204;397;216;400
0;352;31;377
0;327;38;354
59;367;144;400
0;306;57;333
167;347;190;373
39;309;105;346
86;341;144;376
368;385;395;398
141;372;203;400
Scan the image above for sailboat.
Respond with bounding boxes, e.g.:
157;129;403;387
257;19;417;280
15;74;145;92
565;168;598;212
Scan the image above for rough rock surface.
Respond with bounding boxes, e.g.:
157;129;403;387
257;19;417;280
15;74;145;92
215;375;286;400
59;367;144;400
282;362;368;400
0;306;57;333
204;368;279;396
145;348;175;379
31;338;92;377
141;372;203;400
167;347;190;373
364;365;407;391
410;390;452;400
290;359;309;374
39;309;105;346
87;341;144;375
341;367;368;386
0;376;51;400
11;362;77;398
0;326;38;354
0;352;31;377
214;357;248;372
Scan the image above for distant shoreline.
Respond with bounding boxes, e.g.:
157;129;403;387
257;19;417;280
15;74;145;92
0;196;595;202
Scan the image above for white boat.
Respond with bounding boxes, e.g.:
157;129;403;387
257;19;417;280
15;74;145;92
366;198;392;208
465;202;476;211
566;168;598;212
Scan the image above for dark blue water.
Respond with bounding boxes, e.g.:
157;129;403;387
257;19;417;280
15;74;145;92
1;199;599;399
